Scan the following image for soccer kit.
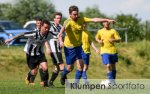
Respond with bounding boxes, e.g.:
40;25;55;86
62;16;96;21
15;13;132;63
96;28;121;81
81;30;93;83
23;30;50;69
96;28;121;65
82;30;92;65
63;17;92;65
49;22;63;65
61;17;93;84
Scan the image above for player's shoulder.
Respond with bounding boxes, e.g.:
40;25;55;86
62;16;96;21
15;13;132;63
49;21;55;27
110;28;118;33
64;18;71;23
79;17;92;22
58;23;62;27
111;28;116;31
85;17;93;22
63;18;71;26
78;17;85;20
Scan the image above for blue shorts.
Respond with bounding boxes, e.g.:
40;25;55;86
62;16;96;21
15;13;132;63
101;53;118;65
64;46;82;65
82;51;90;65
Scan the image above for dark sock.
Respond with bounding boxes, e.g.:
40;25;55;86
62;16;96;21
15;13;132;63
61;67;69;78
39;68;44;82
112;70;116;79
30;75;36;83
27;71;36;83
42;70;49;84
27;71;32;81
49;71;59;83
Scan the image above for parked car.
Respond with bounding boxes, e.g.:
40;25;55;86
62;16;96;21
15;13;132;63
0;27;7;45
0;20;29;45
23;20;36;31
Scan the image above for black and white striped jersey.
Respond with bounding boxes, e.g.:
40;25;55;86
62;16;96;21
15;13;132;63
23;30;51;56
49;21;62;39
33;28;39;31
49;22;62;52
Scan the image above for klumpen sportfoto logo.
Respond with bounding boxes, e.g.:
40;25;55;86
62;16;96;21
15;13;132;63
67;82;145;91
65;79;149;92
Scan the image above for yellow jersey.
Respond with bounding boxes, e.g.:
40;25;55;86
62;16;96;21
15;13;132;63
63;17;92;47
82;30;92;54
96;28;121;54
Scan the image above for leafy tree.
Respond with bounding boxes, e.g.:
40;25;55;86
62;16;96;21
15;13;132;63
0;3;12;19
114;14;143;41
141;21;150;40
0;0;56;25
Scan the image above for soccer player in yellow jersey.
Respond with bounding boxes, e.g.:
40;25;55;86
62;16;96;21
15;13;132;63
58;5;115;85
95;21;121;84
81;24;99;84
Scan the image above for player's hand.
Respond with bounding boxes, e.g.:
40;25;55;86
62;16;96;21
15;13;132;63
108;19;116;24
57;33;62;38
95;49;100;54
60;41;64;48
109;38;115;43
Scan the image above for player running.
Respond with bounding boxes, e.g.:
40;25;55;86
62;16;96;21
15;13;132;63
46;12;65;87
5;20;51;87
58;5;115;85
81;24;99;84
95;21;121;85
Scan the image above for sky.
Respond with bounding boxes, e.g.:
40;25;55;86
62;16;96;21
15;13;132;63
0;0;149;21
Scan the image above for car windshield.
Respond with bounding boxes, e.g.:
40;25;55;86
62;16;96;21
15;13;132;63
25;23;36;30
0;27;5;33
0;21;23;30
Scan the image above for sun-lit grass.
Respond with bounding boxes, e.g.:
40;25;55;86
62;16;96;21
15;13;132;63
0;40;150;93
116;40;150;78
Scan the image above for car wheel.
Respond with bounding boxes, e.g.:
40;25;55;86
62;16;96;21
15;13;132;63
0;38;4;45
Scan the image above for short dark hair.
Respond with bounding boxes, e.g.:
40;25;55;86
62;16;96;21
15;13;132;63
69;5;79;14
101;21;109;26
35;16;42;21
53;12;62;18
41;19;50;26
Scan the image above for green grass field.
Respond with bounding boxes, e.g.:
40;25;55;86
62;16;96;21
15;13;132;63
0;40;150;94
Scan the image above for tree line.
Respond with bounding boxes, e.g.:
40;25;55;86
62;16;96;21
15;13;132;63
0;0;149;41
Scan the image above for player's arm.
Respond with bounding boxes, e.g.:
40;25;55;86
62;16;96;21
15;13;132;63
91;41;99;54
91;18;115;23
57;26;65;48
95;30;104;45
95;36;103;45
88;32;99;53
5;34;21;44
5;31;34;44
45;41;51;55
109;30;121;43
109;38;121;43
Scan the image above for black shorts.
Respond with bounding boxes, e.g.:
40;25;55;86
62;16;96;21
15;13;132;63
26;54;47;70
50;52;63;65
